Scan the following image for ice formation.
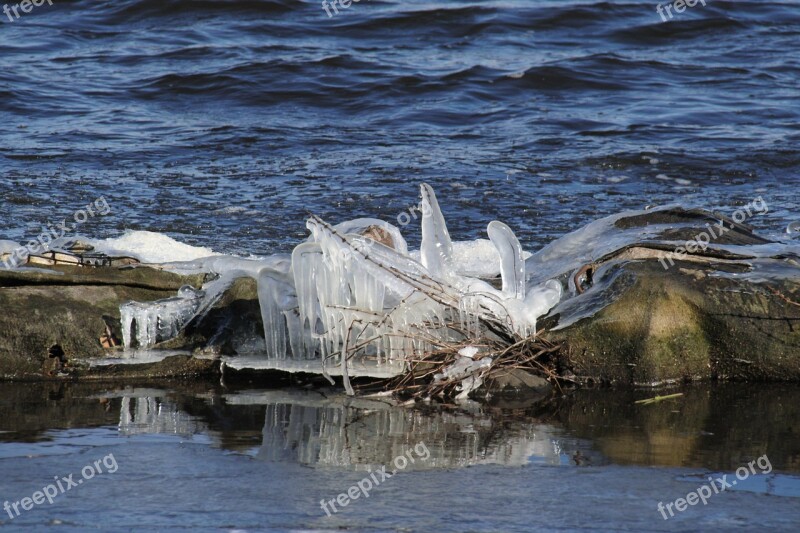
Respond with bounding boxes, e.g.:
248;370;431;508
120;285;205;350
91;230;217;263
111;184;564;378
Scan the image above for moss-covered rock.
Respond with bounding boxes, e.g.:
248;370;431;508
547;260;800;384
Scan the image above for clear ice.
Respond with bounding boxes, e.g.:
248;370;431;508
116;184;564;379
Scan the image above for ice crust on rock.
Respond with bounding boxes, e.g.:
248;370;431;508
92;230;217;263
120;285;205;350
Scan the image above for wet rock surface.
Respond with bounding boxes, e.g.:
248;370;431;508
0;266;205;380
545;255;800;385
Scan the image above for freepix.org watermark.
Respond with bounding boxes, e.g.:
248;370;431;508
320;442;430;517
1;196;111;269
656;0;707;22
322;0;371;18
657;454;772;520
3;453;118;520
658;196;768;270
3;0;53;23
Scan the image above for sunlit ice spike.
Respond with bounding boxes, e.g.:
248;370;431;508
420;183;454;279
487;220;526;300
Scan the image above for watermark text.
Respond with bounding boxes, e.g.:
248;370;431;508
3;453;118;520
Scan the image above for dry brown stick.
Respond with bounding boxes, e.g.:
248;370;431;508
767;286;800;307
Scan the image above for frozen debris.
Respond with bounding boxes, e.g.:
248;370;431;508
115;184;564;377
433;355;492;383
429;347;494;401
458;346;480;359
455;373;485;401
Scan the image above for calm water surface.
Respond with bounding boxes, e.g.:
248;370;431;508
0;382;799;531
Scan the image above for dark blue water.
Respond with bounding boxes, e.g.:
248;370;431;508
1;0;798;256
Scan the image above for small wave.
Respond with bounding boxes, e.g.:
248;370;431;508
75;0;303;23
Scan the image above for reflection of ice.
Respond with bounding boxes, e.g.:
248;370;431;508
118;392;203;437
234;390;568;468
105;387;599;470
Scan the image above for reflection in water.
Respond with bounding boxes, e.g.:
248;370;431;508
533;385;800;473
1;380;799;533
248;391;570;468
118;392;205;437
1;381;800;478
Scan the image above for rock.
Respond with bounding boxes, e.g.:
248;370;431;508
484;368;550;391
544;252;800;384
479;368;552;404
362;224;398;249
41;356;63;377
85;354;219;380
0;265;205;380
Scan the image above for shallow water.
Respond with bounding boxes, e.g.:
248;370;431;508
0;381;799;531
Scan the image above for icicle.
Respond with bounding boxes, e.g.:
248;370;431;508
257;269;288;359
419;183;454;278
292;242;324;357
487;220;526;300
120;304;134;349
119;285;204;350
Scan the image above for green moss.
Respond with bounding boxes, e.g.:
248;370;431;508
549;261;799;384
